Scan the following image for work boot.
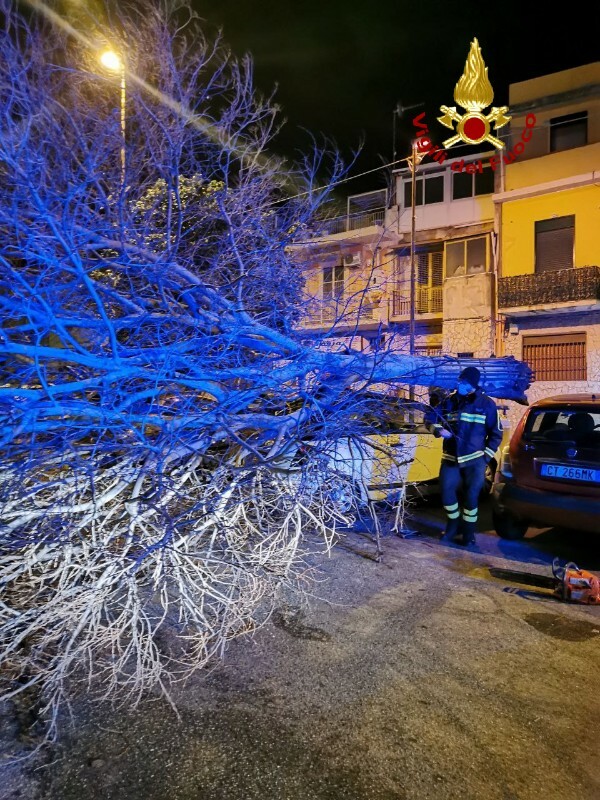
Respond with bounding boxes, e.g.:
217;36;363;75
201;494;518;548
458;518;477;546
440;516;460;543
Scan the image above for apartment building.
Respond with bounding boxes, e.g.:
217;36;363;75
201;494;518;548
496;62;600;423
296;62;600;419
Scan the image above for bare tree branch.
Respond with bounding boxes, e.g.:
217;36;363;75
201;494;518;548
0;0;531;742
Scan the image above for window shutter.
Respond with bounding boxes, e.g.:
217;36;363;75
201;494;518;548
431;252;443;286
417;253;428;285
523;332;586;381
535;216;574;273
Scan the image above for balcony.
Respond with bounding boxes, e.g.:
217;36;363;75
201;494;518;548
391;286;443;319
314;208;386;237
302;299;382;329
498;265;600;312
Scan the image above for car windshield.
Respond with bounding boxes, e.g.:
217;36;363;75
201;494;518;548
523;408;600;447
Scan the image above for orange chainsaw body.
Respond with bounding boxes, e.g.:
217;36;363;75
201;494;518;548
554;567;600;605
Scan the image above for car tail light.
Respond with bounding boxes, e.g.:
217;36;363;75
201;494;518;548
498;445;513;479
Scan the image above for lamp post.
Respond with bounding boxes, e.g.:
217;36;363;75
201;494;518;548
99;48;126;186
392;101;423;165
407;139;425;355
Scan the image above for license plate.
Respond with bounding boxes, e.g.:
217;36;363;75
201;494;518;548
540;463;600;483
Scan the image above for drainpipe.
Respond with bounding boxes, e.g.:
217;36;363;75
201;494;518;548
493;151;506;357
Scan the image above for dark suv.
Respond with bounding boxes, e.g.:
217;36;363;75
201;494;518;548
491;394;600;539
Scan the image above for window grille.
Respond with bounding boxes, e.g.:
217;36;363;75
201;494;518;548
416;345;443;357
523;332;586;381
535;215;574;273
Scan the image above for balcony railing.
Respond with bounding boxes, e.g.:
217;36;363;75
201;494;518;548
314;208;386;236
391;287;443;317
498;265;600;308
304;300;379;327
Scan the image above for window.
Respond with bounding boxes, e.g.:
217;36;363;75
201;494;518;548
445;235;490;278
370;334;386;352
524;408;600;441
535;215;574;273
452;165;495;199
416;344;443;357
322;265;344;322
323;265;344;301
403;171;444;207
416;251;443;313
523;333;586;381
550;112;587;153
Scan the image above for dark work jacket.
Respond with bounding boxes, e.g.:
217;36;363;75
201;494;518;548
425;388;503;466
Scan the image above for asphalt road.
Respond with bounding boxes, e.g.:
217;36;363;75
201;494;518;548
406;492;600;573
13;502;599;800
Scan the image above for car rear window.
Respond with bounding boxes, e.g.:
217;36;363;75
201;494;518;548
523;408;600;446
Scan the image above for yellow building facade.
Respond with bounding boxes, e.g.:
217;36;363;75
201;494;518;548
497;61;600;425
297;62;600;425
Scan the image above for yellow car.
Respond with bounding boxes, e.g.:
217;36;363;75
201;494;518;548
343;406;513;506
272;391;512;510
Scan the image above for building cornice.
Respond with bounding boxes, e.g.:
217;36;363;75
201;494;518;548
510;83;600;115
493;172;600;203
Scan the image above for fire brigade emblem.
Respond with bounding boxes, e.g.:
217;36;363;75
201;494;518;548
438;38;510;150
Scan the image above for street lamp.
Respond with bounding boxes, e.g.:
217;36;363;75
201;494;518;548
99;48;126;186
392;101;423;165
407;139;426;355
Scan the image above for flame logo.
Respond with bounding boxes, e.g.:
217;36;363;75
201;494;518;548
454;39;494;112
438;38;511;150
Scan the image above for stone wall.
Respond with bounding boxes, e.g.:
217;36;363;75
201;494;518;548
501;310;600;431
442;272;495;357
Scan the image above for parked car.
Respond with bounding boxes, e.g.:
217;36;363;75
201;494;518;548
491;394;600;539
271;391;511;511
271;406;426;512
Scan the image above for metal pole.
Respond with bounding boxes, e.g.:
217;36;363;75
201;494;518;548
119;64;126;187
409;141;417;356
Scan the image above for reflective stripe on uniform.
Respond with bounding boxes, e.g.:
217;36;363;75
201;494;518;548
441;453;457;462
443;502;460;520
459;413;486;424
484;447;496;459
462;507;478;522
456;450;484;464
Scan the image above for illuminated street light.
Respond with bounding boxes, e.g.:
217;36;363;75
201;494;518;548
99;48;126;186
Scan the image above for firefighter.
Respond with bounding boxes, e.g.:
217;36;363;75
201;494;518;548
425;366;503;546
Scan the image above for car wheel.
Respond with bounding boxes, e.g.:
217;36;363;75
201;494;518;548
331;479;369;517
492;509;528;540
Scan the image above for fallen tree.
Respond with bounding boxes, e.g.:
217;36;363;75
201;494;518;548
0;0;531;740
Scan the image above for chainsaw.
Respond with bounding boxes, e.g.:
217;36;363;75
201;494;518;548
552;558;600;605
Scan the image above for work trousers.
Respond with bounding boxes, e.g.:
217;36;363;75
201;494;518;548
439;459;486;536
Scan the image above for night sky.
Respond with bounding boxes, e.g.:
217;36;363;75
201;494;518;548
194;1;599;196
